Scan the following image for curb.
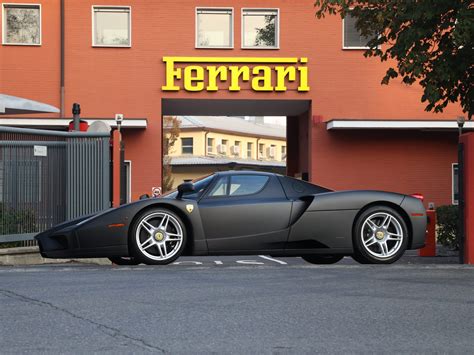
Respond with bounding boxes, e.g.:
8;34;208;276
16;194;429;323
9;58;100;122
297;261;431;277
0;246;111;266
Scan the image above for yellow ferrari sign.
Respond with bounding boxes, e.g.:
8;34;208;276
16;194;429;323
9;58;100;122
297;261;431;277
162;57;310;93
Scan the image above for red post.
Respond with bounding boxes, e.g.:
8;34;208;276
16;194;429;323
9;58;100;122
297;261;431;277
418;210;436;257
112;130;121;208
460;132;474;264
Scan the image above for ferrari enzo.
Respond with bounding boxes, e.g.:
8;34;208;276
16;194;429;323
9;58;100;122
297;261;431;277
36;171;427;265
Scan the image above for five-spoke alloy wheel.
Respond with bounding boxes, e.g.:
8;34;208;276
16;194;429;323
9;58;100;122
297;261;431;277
130;208;186;265
353;206;409;264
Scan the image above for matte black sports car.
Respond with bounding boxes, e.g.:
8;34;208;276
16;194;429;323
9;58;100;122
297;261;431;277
36;171;427;265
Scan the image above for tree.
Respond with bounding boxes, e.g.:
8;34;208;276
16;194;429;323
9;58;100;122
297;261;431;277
162;116;181;192
255;15;277;47
314;0;473;119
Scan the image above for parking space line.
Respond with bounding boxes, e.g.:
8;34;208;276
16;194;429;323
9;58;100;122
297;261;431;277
258;255;288;265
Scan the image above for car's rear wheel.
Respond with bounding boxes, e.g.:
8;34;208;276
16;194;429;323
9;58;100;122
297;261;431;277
353;206;409;264
301;255;344;264
130;208;186;265
108;256;141;265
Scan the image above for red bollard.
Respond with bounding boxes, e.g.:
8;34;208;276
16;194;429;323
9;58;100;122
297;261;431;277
418;210;436;257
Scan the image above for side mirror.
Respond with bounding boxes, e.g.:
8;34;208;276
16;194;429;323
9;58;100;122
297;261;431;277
176;181;195;199
139;194;150;200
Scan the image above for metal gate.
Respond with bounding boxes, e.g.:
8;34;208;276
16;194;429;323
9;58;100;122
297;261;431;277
0;126;110;243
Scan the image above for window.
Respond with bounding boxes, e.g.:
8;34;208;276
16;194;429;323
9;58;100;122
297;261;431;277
242;9;279;49
221;139;228;146
258;143;265;158
230;175;269;196
208;176;228;197
233;141;241;156
93;6;131;47
181;138;193;154
207;137;214;154
196;8;233;48
247;142;253;159
281;146;287;160
453;163;459;205
343;11;376;49
208;175;269;197
2;4;41;45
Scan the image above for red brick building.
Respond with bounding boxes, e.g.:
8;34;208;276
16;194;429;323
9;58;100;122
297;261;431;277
1;0;469;207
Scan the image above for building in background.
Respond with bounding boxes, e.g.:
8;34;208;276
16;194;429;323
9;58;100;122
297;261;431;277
164;116;286;189
1;0;469;207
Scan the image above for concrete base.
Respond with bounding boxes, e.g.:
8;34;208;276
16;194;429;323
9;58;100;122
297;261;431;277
0;246;111;266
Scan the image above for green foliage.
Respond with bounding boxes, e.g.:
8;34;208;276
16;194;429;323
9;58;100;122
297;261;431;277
314;0;473;119
436;205;459;250
162;116;181;192
255;15;276;47
0;204;37;248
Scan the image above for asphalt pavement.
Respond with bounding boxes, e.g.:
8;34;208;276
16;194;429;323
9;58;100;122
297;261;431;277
1;255;473;354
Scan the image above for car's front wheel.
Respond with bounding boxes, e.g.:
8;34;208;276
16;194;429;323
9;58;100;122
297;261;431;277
301;255;344;264
130;208;187;265
353;206;409;264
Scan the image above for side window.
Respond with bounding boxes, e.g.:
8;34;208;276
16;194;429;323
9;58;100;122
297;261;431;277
229;175;269;196
208;176;228;197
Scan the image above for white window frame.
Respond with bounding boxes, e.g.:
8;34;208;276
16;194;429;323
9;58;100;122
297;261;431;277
452;163;459;205
92;5;132;48
207;137;214;154
241;8;279;49
2;3;42;46
342;9;372;50
181;137;194;155
195;7;234;49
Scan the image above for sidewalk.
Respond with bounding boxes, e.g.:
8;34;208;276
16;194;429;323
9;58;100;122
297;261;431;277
0;246;111;266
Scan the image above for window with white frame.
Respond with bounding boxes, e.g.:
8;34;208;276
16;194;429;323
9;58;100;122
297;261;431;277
343;10;376;49
2;4;41;45
452;163;459;205
181;138;193;154
207;137;214;154
247;142;253;159
242;9;278;48
196;8;233;48
93;6;131;47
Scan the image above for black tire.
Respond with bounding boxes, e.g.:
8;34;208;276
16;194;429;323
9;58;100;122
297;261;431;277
301;255;344;264
108;256;141;265
130;208;187;265
353;206;409;264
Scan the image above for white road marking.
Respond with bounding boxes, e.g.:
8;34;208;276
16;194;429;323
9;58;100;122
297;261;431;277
172;261;203;265
236;260;265;265
214;261;223;265
258;255;288;265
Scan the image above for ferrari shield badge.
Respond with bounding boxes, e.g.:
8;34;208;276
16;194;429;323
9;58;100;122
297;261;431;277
186;204;194;213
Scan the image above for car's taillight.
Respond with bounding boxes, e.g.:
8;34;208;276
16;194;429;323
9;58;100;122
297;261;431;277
411;193;424;202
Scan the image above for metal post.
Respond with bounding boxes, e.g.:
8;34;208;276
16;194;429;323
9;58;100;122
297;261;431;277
457;116;465;264
72;103;81;131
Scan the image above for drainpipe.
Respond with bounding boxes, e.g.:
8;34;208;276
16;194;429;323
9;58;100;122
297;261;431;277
60;0;65;117
256;137;261;160
204;131;209;156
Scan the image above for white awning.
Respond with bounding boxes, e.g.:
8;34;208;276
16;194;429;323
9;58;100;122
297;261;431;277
327;119;473;131
0;118;147;129
0;94;60;115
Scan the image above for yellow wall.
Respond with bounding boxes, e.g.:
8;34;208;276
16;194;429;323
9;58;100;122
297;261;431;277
167;129;286;162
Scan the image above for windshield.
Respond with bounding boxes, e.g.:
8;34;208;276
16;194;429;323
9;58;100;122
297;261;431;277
162;174;215;200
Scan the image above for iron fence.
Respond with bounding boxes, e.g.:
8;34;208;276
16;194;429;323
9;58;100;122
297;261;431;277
0;126;110;243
